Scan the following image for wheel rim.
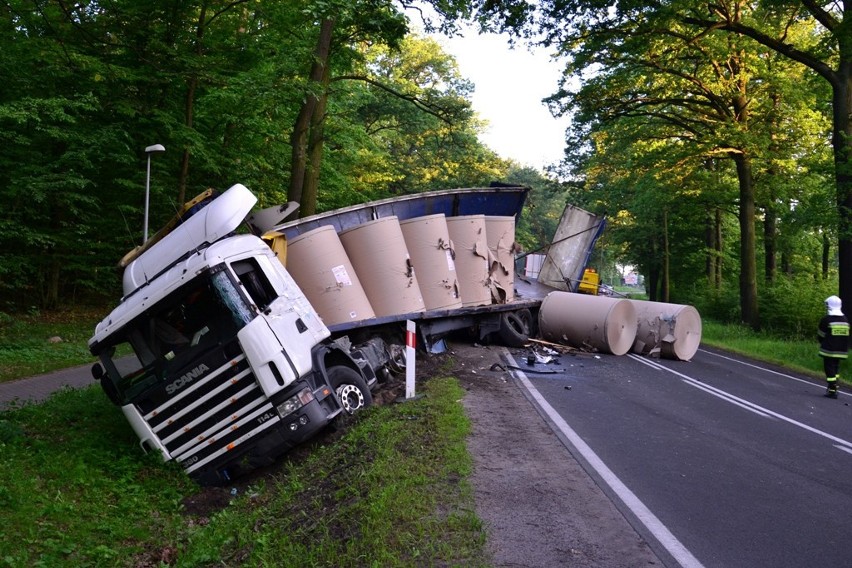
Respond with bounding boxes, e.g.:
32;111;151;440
337;383;365;414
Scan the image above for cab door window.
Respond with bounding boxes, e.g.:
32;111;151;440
231;258;277;312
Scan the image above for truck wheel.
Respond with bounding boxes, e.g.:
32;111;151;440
497;309;532;347
328;365;373;414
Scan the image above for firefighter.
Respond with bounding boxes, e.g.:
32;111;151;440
818;295;850;398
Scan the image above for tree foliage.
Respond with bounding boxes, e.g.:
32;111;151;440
0;0;508;309
457;0;839;327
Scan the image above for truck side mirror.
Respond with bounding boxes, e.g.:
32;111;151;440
91;363;105;381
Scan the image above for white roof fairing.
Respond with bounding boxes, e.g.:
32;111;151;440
122;184;257;296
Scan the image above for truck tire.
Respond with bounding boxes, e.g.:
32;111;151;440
328;365;373;414
497;309;532;347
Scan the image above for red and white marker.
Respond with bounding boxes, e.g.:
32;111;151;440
405;320;416;399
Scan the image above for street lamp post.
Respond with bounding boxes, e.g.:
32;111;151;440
143;144;166;244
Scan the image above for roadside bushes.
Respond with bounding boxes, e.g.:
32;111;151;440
690;274;838;340
757;276;836;338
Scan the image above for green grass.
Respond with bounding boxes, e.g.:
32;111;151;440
0;309;103;382
178;378;483;567
0;376;484;567
0;307;840;566
0;386;196;566
700;319;838;380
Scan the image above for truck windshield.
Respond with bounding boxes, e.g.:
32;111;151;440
97;269;254;405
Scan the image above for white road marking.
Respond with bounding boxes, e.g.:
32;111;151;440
835;445;852;456
629;354;852;453
698;348;847;396
505;352;706;568
684;380;773;418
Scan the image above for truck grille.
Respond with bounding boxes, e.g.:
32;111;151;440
142;354;280;474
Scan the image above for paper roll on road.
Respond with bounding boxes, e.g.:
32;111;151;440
539;291;638;356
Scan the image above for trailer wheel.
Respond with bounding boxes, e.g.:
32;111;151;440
497;309;532;347
328;365;373;414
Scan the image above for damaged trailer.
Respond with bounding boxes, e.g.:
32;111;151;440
88;183;605;484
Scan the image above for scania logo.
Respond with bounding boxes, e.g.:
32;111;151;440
166;364;210;395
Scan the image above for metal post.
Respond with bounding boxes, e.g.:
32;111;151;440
143;144;166;244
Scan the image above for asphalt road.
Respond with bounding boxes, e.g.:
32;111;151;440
512;346;852;568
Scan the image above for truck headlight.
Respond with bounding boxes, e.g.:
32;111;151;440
276;387;315;418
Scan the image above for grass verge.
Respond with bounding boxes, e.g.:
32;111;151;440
0;307;839;566
0;376;484;567
0;309;102;383
700;319;837;380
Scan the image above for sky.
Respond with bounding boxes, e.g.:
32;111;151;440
430;30;572;172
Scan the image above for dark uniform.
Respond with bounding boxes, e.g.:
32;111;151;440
818;295;849;398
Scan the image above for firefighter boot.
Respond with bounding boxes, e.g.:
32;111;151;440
825;376;839;399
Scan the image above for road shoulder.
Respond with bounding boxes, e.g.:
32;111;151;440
449;342;662;567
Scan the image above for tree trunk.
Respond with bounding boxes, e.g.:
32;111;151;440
647;264;659;302
831;59;852;309
647;236;660;302
763;89;781;283
178;77;196;206
824;232;831;280
662;209;670;302
300;60;331;218
714;207;723;288
705;207;723;288
763;200;777;283
289;18;334;214
177;4;208;207
705;210;715;283
733;152;759;329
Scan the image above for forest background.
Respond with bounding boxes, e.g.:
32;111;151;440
1;0;849;339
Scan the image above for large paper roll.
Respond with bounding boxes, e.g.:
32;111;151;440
630;300;702;361
339;216;425;317
485;216;516;303
400;214;463;311
539;291;638;356
446;215;491;307
286;225;375;325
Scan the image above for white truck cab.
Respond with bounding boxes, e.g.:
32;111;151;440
89;185;383;484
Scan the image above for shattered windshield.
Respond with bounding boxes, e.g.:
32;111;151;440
97;268;254;405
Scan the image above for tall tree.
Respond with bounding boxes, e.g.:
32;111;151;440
460;0;852;314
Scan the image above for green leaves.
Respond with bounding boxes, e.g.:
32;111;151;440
0;0;508;309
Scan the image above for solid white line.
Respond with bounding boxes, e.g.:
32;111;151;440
630;355;664;370
685;381;773;418
630;354;852;452
697;348;845;395
506;352;705;568
628;354;771;417
835;445;852;456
